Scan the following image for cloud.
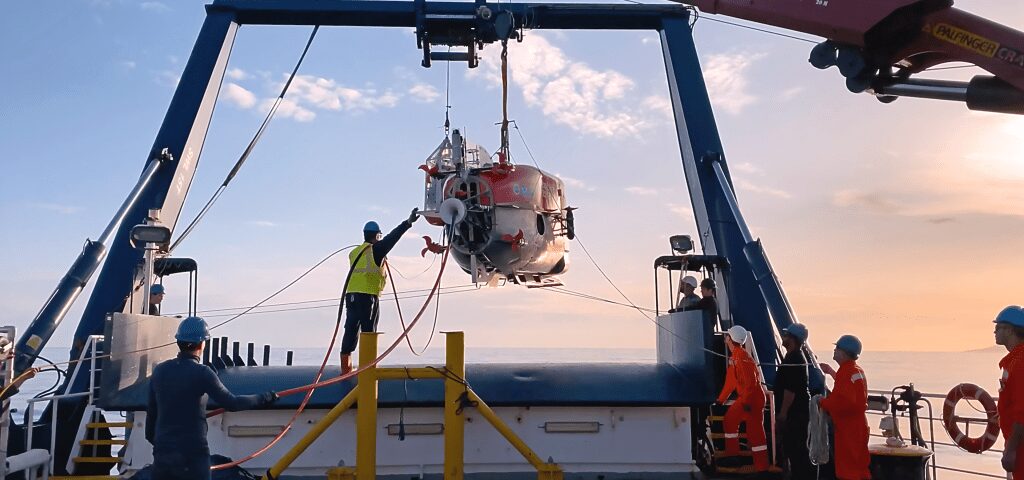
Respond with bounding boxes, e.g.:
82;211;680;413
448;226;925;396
833;117;1024;218
140;1;170;12
473;34;643;137
702;52;765;114
731;162;761;175
780;87;804;101
155;70;180;88
408;84;440;103
832;189;901;213
625;186;658;196
224;73;402;122
735;179;792;199
226;68;249;81
223;83;257;109
557;174;597;192
30;203;83;215
285;74;400;113
641;95;673;120
247;220;278;228
263;98;316;122
927;217;956;224
119;60;136;70
668;203;693;218
367;205;392;214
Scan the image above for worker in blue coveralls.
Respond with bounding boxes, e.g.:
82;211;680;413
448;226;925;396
146;316;277;480
340;208;420;374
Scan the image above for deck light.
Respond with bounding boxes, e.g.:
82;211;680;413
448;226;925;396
669;235;693;254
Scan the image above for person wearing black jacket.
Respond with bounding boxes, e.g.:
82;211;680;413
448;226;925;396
146;317;276;480
683;277;720;333
775;323;814;479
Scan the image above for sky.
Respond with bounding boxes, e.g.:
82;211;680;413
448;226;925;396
1;0;1022;358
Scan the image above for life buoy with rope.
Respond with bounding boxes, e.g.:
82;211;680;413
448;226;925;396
942;383;999;453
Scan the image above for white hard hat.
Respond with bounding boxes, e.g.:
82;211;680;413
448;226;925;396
680;276;698;289
726;325;749;345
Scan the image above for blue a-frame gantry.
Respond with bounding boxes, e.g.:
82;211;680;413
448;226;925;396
16;2;821;466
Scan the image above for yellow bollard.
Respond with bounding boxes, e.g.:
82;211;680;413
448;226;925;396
444;332;465;480
326;467;357;480
537;464;565;480
357;332;379;480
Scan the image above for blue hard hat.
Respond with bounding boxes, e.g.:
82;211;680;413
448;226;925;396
150;284;165;295
175;316;211;343
835;334;863;357
994;306;1024;328
363;221;381;233
782;323;809;343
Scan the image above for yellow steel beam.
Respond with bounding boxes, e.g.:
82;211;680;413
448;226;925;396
261;388;359;480
375;368;445;380
444;332;465;480
357;332;380;480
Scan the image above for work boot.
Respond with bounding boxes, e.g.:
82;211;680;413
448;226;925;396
340;353;353;375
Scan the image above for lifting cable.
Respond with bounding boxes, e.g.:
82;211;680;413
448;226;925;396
386;226;452;356
498;39;511;161
32;244;355;373
169;25;320;253
179;285;477;318
572;234;826;371
682;5;975;74
210;242;375;471
208;245;454;470
571;233;731;361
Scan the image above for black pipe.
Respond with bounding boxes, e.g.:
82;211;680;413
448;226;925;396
211;338;226;370
874;75;1024;114
247;343;257;366
262;345;270;366
232;342;245;366
220;336;232;367
202;340;211;366
286;351;293;366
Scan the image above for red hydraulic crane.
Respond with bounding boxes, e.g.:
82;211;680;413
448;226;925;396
674;0;1024;114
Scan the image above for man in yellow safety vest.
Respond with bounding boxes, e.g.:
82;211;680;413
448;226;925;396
340;208;419;374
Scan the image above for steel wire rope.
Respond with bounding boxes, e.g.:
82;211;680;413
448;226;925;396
210;242;380;471
183;287;480;318
685;6;982;75
387;227;451;356
206;245;455;470
573;235;826;368
169;25;320;253
32;245;356;372
166;282;474;316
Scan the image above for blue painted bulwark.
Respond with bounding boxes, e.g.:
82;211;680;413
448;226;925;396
99;363;716;411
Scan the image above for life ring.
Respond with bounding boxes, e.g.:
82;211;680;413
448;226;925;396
942;383;999;453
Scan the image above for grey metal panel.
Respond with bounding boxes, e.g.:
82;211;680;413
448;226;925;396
99;313;179;404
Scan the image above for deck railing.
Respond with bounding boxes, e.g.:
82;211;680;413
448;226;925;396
867;388;1006;480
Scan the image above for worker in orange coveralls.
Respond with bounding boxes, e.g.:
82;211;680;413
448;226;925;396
818;334;871;480
717;325;770;472
993;305;1024;478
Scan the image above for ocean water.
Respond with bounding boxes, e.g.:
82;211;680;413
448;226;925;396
12;347;1006;479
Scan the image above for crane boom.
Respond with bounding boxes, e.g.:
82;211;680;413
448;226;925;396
676;0;1024;113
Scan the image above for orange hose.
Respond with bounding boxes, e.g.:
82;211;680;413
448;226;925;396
209;247;450;470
